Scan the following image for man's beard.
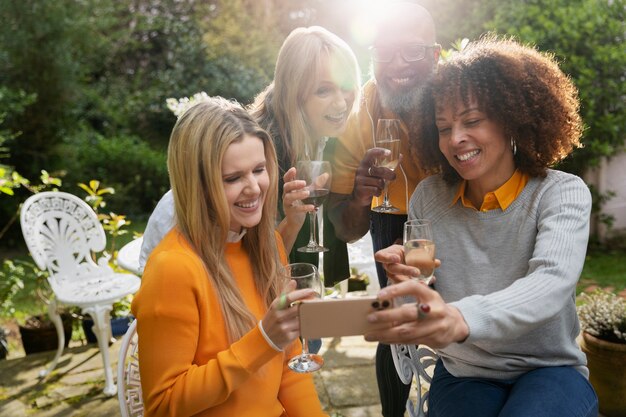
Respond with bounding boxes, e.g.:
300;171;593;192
376;75;431;118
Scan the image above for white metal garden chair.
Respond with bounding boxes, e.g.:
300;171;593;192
20;191;141;396
392;343;439;417
117;319;144;417
117;236;144;276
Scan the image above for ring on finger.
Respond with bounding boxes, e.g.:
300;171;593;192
368;166;374;176
277;293;288;310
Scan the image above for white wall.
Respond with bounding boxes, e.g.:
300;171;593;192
585;148;626;241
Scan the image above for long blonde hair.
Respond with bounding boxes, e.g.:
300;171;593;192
167;97;283;342
251;26;361;167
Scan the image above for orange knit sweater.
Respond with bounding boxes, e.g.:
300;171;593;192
131;229;327;416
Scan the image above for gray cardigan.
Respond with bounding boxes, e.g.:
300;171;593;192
411;169;591;379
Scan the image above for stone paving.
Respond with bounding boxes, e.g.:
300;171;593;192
0;334;392;416
0;233;397;416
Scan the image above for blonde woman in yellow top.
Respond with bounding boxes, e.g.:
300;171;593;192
132;97;327;416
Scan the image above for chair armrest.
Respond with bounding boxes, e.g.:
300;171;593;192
391;343;439;417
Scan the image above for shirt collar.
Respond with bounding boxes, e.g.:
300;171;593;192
227;229;247;242
451;169;529;211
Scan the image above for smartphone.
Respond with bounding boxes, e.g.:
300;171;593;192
298;295;391;339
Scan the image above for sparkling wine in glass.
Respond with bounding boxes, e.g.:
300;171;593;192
403;219;436;284
296;160;331;253
372;119;401;213
285;263;324;373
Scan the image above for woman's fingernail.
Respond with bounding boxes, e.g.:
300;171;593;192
367;314;378;323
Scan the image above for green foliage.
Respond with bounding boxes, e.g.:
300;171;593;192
418;0;501;48
0;0;92;177
62;130;169;215
581;249;626;293
201;0;281;103
77;180;115;212
79;0;221;145
488;0;625;176
0;259;49;319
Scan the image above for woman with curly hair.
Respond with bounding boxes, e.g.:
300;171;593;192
366;36;598;417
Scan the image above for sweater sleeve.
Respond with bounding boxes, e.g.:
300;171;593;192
133;249;282;417
452;174;592;341
330;105;371;195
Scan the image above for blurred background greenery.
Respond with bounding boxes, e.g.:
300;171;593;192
1;0;624;285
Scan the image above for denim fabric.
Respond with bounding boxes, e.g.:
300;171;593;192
429;359;598;417
308;338;322;355
369;212;407;289
370;212;409;417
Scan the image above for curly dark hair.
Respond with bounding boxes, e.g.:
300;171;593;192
409;35;583;184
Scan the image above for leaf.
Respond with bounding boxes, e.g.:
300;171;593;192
89;179;100;192
77;182;94;195
0;186;14;195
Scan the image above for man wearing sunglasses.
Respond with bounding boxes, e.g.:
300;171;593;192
327;2;440;416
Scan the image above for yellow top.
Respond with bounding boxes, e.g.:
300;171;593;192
330;80;426;214
132;229;326;417
452;169;529;211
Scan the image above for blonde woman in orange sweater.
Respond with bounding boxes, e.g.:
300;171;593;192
131;97;327;416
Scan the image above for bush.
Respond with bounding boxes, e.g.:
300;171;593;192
62;129;168;216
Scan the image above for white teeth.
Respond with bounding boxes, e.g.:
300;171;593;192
236;199;258;208
392;77;410;84
326;112;346;122
456;150;480;161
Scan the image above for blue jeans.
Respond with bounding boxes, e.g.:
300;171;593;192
308;338;322;354
429;359;598;417
370;212;407;290
370;211;410;417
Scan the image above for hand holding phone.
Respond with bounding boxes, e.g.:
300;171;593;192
298;295;392;339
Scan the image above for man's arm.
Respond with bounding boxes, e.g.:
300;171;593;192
327;192;371;243
328;148;396;243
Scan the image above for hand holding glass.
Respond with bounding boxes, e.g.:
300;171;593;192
403;219;436;284
285;263;324;373
296;160;331;253
372;119;401;213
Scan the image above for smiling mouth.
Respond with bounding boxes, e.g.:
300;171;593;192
456;150;480;162
325;112;347;123
235;199;259;209
392;77;410;84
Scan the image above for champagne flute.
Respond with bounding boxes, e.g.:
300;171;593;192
403;219;436;284
285;263;324;373
372;119;401;213
296;160;332;253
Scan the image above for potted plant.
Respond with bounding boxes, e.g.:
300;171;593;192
577;289;626;417
1;258;75;355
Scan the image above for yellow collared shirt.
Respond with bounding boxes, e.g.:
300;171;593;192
452;170;529;211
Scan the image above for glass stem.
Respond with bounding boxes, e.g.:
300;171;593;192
300;337;309;356
382;181;390;206
307;210;318;247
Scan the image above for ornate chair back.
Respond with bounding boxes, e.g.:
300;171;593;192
118;319;144;417
20;191;141;396
392;343;439;417
20;191;112;299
